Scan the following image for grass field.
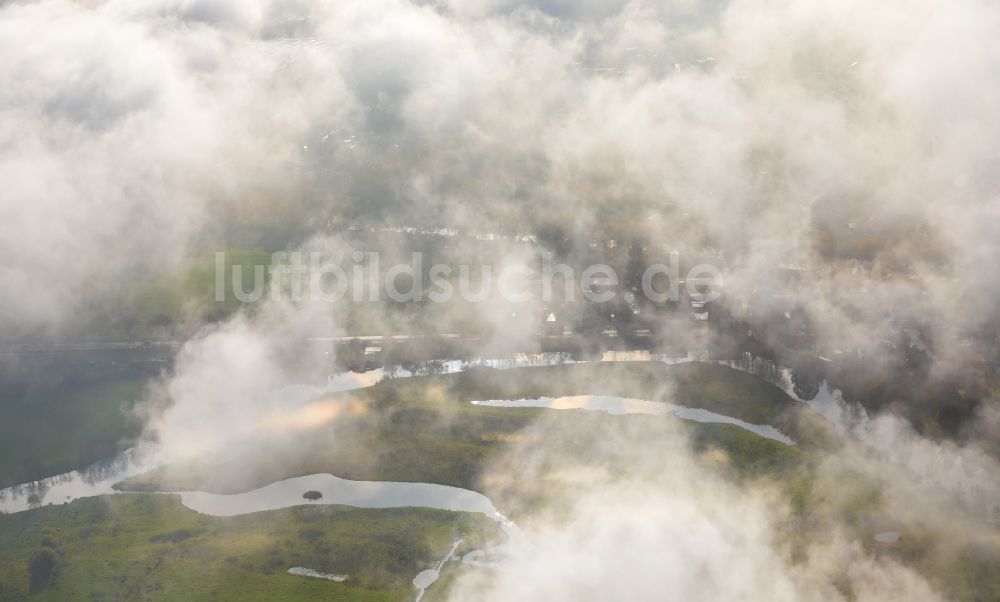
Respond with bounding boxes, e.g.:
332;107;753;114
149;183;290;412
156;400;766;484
0;377;151;489
431;361;819;440
122;362;817;496
4;361;809;601
6;362;1000;601
0;493;502;601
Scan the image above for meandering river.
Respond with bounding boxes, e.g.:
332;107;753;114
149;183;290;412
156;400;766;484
0;351;838;602
1;351;826;515
470;395;795;445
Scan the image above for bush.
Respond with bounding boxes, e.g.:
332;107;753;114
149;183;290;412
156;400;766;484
38;526;61;557
150;529;195;544
27;546;57;590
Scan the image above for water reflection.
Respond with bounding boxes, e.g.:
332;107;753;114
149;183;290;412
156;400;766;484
0;450;146;513
470;396;796;445
177;473;501;518
175;473;523;590
0;369;387;514
386;352;580;377
2;352;829;515
387;350;796;398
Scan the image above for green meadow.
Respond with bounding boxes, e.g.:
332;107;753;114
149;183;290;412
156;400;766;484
0;494;501;601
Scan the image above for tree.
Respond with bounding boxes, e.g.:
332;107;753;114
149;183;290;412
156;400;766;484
302;490;323;501
27;547;56;591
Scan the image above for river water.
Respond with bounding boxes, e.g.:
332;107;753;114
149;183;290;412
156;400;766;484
177;473;501;518
0;351;839;601
0;351;829;514
470;395;795;445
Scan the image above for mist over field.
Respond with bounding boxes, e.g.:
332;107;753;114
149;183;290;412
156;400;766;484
3;0;1000;600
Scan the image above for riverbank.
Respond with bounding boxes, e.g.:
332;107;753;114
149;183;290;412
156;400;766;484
0;376;151;489
0;493;502;601
116;362;819;498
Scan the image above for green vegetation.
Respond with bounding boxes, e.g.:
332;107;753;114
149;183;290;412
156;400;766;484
65;242;519;342
29;250;274;343
123;362;816;496
0;377;150;488
0;494;502;601
438;361;816;438
686;422;801;475
24;528;60;593
6;361;997;601
420;559;479;602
